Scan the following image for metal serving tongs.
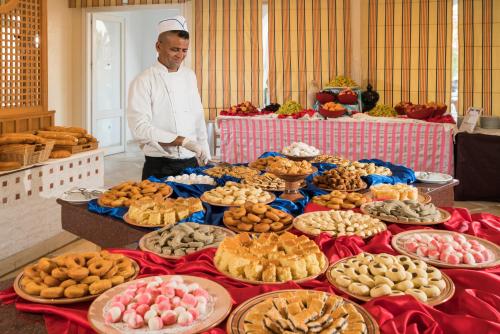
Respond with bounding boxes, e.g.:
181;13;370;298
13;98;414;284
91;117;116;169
64;187;103;199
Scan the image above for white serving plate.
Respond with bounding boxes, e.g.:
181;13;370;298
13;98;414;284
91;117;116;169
415;171;453;184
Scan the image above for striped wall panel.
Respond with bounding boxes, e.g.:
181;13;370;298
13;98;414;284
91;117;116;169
458;0;499;116
193;0;263;120
68;0;186;7
268;0;351;107
366;0;453;107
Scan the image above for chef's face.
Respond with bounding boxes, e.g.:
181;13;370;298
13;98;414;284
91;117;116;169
156;32;189;72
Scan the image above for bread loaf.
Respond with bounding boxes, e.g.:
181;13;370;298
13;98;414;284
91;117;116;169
0;133;46;145
0;144;32;153
44;126;87;135
49;150;72;159
36;132;79;143
77;137;88;145
36;130;84;138
53;139;78;146
0;161;21;171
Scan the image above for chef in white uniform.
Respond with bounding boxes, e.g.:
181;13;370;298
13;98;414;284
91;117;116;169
127;16;211;180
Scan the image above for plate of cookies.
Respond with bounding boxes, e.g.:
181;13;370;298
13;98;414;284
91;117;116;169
248;156;285;171
360;200;451;225
204;165;259;179
392;229;500;269
223;203;294;234
14;251;139;304
326;253;455;306
293;210;387;239
242;172;306;192
214;232;329;285
227;289;380;334
313;168;368;192
311;190;369;210
367;184;431;204
123;197;204;229
97;180;173;208
312;154;352;165
139;223;236;259
267;158;315;176
200;182;275;207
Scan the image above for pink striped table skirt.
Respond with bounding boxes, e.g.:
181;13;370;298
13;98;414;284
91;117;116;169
217;117;454;174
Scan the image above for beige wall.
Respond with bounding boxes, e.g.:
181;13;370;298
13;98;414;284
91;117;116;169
47;0;84;128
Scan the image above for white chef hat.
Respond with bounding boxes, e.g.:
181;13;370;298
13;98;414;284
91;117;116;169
158;15;189;35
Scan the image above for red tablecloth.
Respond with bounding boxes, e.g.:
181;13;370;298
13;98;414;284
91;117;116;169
1;207;499;334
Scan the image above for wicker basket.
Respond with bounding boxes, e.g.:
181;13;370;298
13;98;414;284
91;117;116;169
0;144;36;166
38;139;55;162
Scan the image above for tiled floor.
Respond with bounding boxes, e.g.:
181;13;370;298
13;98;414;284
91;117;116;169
1;144;498;281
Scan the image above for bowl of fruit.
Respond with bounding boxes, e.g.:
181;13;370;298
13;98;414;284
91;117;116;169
394;101;413;115
337;88;358;104
277;100;303;116
316;91;336;104
319;102;346;118
405;104;434;119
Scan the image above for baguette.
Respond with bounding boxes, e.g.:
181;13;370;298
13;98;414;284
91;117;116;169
0;161;21;171
77;137;88;144
44;126;87;135
0;133;46;145
50;150;72;159
0;144;32;153
36;132;78;142
36;130;84;138
54;139;78;146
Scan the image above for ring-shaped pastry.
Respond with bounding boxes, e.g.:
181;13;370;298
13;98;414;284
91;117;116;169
425;267;442;280
104;265;119;279
23;265;40;279
51;267;68;281
370;284;392;297
63;285;87;298
24;282;48;296
37;258;56;273
67;267;90;281
375;253;394;266
88;260;113;277
115;258;132;270
80;275;100;285
40;286;64;299
358;264;370;275
43;275;61;287
358;274;375;287
412;259;427;270
89;279;112;295
59;279;77;289
65;255;86;268
110;275;125;286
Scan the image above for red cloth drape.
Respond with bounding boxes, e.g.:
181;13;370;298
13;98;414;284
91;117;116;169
1;207;499;334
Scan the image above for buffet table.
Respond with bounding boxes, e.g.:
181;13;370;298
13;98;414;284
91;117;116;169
0;149;104;262
1;206;499;334
217;116;455;174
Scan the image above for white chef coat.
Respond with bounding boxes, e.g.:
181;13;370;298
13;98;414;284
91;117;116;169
127;61;211;159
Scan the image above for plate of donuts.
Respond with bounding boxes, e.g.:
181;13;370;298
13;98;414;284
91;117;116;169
13;251;140;304
326;252;454;306
88;275;232;334
222;203;294;234
392;229;500;269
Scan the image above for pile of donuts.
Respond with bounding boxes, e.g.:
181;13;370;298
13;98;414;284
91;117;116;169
223;203;293;233
104;276;213;330
20;251;136;299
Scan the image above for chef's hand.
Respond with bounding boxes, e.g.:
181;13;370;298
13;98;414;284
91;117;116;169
181;137;203;155
197;150;209;166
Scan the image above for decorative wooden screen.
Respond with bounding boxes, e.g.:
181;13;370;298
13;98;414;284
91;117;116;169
68;0;186;8
0;0;47;114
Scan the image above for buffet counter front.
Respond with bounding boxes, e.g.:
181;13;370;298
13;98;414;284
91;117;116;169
0;149;104;261
217;116;454;174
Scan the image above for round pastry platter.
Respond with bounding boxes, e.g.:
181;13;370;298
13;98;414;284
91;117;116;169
226;289;380;334
88;275;232;334
315;181;368;193
222;216;294;235
13;259;140;305
200;192;276;207
415;171;453;184
214;253;329;285
241;179;307;192
292;211;387;239
364;192;432;204
282;153;319;162
359;204;451;226
123;213;176;229
392;229;500;269
326;255;455;306
138;225;236;260
96;185;173;208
